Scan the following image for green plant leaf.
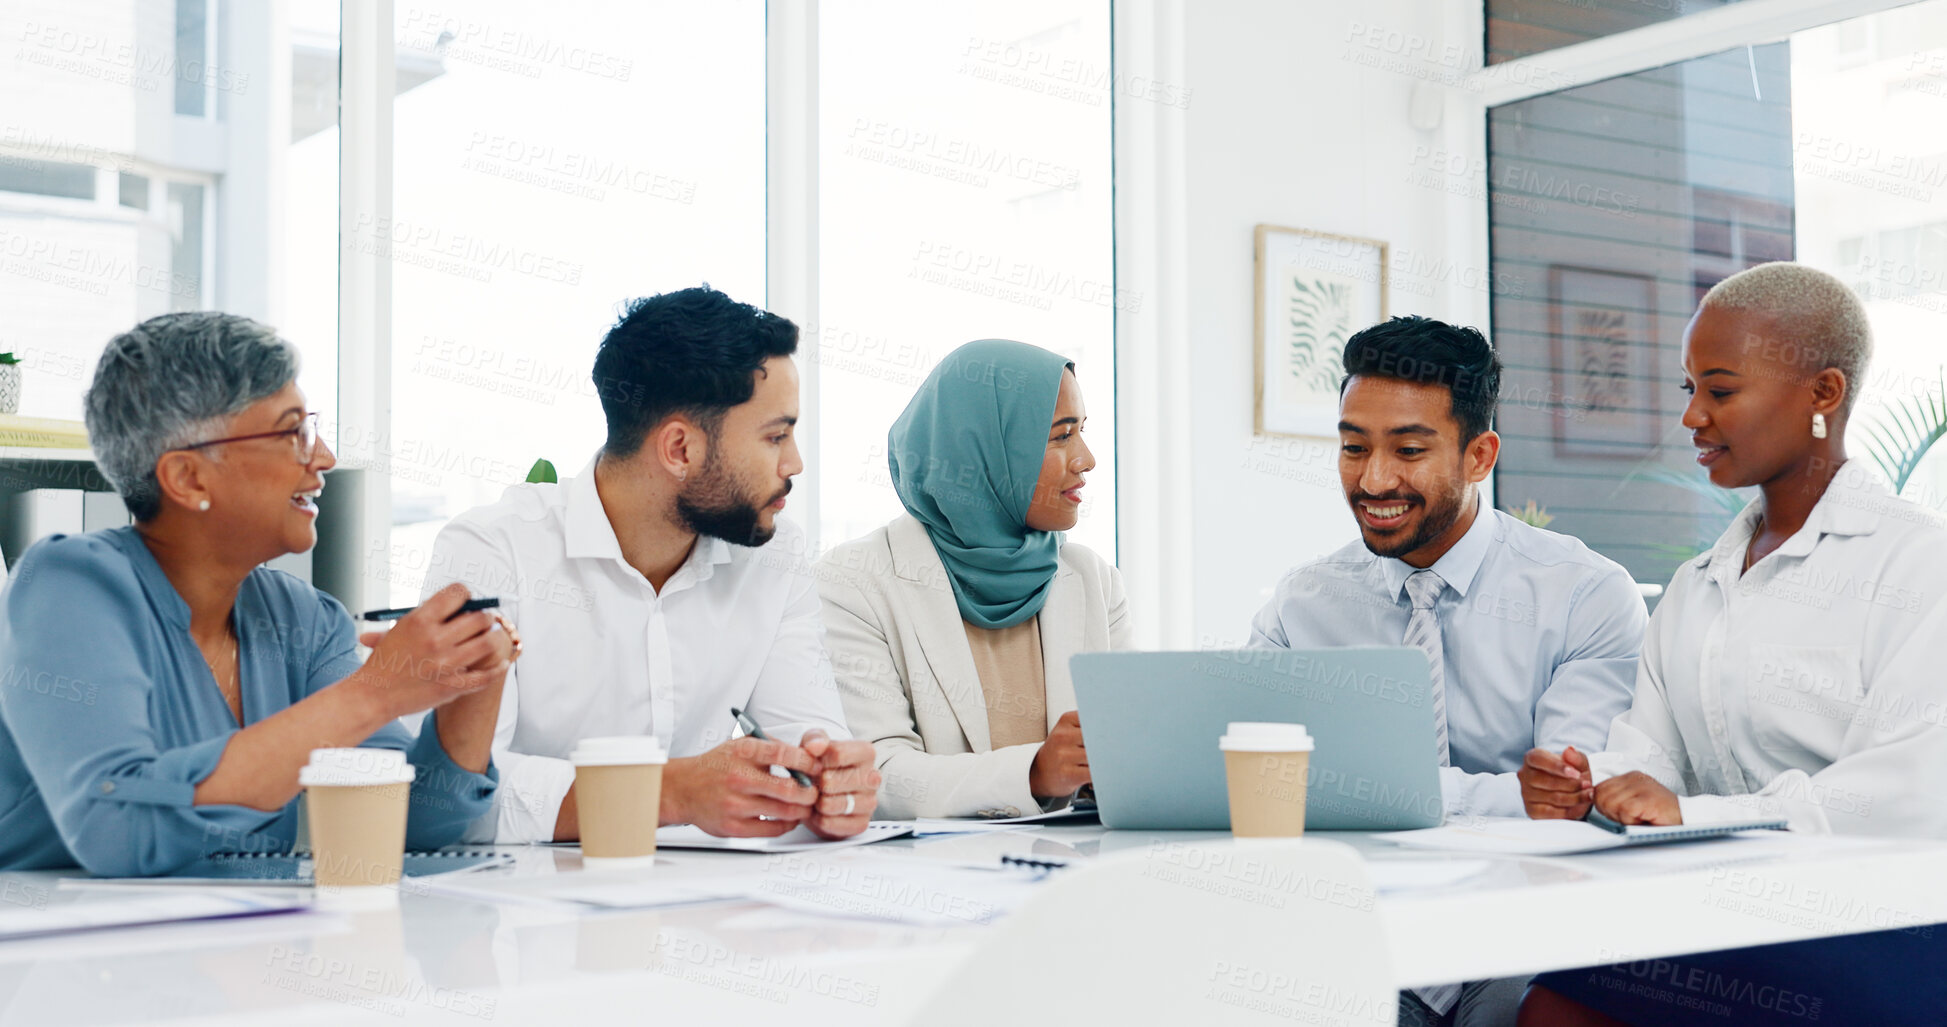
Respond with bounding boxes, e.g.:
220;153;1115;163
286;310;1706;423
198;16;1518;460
1861;370;1947;495
0;352;18;365
525;458;558;484
1626;463;1752;520
1644;541;1711;567
1504;499;1554;528
1613;463;1751;569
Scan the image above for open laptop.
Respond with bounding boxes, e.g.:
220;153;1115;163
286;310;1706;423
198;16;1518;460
1070;648;1444;831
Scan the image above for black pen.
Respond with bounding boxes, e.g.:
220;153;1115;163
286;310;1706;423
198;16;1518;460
359;597;502;622
1584;807;1629;834
730;706;816;788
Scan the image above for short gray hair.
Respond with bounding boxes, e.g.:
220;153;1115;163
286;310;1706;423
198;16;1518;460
84;312;301;521
1701;262;1873;411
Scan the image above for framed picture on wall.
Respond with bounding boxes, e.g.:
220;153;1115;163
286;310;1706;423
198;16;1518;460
1254;225;1388;438
1547;265;1660;458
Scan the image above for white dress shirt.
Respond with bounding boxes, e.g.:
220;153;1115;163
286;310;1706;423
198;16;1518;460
422;452;848;843
1250;500;1647;817
1590;464;1947;836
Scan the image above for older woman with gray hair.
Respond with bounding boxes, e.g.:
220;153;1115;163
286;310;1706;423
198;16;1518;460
0;312;510;876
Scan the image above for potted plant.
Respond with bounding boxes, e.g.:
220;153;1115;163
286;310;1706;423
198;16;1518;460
0;352;18;416
1503;499;1554;529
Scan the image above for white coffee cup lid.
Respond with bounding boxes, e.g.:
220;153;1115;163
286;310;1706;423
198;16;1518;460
1219;722;1314;753
571;736;668;766
299;747;416;787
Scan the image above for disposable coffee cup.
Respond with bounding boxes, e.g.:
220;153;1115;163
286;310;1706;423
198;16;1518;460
571;736;668;867
301;748;415;897
1219;722;1314;838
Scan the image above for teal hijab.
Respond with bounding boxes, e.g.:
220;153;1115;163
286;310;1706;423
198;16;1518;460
888;340;1074;630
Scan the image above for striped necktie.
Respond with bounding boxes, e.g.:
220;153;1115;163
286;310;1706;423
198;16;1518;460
1403;569;1452;768
1404;568;1460;1017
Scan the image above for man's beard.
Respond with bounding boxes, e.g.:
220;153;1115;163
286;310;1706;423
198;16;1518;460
675;454;790;547
1354;483;1465;560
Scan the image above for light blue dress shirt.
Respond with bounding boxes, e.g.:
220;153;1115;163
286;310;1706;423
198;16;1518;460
0;528;498;876
1249;502;1647;817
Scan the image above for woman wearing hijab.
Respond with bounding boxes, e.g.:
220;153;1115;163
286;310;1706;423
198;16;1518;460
1516;263;1947;1025
819;340;1130;820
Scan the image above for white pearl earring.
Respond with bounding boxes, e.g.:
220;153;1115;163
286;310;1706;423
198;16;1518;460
1812;413;1828;440
198;499;211;511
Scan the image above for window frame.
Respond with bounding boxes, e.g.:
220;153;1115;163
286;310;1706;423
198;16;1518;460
174;0;221;121
1463;1;1925;333
329;0;1125;617
1465;0;1923;589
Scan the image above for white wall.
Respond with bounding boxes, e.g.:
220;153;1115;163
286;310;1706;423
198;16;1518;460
1118;0;1487;647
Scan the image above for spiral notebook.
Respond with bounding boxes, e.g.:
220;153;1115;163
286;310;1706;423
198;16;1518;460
74;850;511;886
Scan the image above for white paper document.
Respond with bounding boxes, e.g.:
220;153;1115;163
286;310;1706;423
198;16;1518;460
912;805;1097;835
749;850;1050;926
406;858;755;911
1386;816;1789;856
1366;859;1494;892
654;822;914;853
0;890;309;941
410;839;1049;925
911;820;1042;837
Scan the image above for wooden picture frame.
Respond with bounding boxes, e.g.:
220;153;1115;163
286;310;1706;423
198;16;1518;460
1254;224;1389;439
1547;265;1660;458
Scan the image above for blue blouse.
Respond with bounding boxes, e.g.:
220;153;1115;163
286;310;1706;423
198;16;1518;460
0;527;498;875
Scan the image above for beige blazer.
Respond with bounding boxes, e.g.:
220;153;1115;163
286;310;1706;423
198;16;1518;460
817;515;1131;819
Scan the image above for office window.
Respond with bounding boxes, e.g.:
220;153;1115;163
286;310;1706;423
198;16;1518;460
1486;1;1747;64
1489;44;1793;588
0;1;329;423
118;171;150;210
286;0;342;431
1841;222;1947;300
1490;1;1947;587
816;0;1118;559
165;183;206;312
0;158;95;201
382;0;765;604
174;0;212;117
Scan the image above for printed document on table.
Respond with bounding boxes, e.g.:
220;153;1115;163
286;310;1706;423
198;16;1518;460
0;890;308;941
912;805;1097;835
749;850;1052;926
411;861;758;911
1386;816;1787;856
653;822;914;853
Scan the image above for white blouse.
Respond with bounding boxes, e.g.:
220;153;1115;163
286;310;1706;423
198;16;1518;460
1591;463;1947;836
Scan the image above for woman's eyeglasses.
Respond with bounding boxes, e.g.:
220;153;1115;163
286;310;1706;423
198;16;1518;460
176;412;322;464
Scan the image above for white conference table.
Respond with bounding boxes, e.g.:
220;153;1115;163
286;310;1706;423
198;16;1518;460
4;824;1945;1026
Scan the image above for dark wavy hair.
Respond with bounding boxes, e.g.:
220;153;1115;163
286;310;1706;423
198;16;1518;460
1339;315;1501;441
592;286;799;457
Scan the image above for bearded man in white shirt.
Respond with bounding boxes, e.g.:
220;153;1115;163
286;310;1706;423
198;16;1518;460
424;287;879;843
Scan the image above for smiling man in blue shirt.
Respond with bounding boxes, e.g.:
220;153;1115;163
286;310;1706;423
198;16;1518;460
1248;315;1647;1027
